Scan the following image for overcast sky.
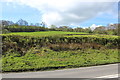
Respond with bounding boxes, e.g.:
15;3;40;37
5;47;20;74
1;0;119;28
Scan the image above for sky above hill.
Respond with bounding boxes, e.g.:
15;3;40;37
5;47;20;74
1;0;119;28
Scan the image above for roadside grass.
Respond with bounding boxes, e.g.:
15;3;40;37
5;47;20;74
2;48;119;72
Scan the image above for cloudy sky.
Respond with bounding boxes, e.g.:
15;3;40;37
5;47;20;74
0;0;119;28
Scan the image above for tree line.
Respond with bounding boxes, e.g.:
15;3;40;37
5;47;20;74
0;19;118;35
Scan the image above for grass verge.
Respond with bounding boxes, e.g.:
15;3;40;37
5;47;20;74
2;48;119;73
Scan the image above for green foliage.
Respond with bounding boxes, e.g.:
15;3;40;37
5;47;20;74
4;25;49;32
2;29;10;34
93;25;118;35
1;31;119;72
2;23;119;35
2;33;119;55
2;48;119;72
3;31;88;37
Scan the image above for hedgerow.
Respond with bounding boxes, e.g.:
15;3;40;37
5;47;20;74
1;33;119;72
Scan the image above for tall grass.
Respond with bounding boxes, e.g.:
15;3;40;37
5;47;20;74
2;48;119;72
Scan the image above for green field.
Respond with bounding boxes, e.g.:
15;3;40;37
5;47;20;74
2;31;89;37
2;31;119;72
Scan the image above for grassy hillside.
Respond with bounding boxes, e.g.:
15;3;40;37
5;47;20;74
2;48;119;72
2;31;119;72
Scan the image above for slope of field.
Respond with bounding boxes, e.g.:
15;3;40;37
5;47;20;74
2;31;119;72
